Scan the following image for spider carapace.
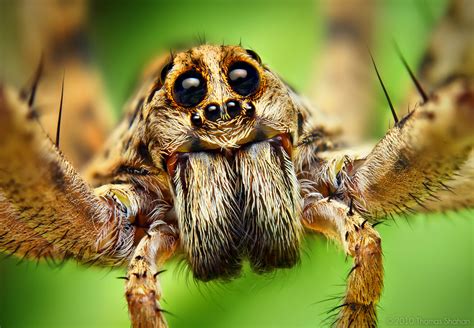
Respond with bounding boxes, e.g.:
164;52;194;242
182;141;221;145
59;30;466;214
1;1;473;328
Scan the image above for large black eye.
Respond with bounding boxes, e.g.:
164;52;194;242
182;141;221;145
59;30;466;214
173;70;207;107
227;61;260;96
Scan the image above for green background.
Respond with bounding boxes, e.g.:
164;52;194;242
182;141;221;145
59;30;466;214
0;0;473;327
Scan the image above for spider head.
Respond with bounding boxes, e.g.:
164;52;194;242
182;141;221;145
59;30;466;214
144;45;303;281
145;45;300;156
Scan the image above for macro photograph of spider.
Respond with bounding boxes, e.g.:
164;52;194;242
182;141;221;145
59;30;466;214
0;0;473;327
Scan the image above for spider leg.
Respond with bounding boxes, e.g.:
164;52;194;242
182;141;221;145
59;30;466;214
1;44;176;264
0;87;65;262
396;0;474;212
0;85;140;265
1;0;119;263
125;224;178;328
0;195;63;262
303;198;383;328
341;77;474;218
308;0;376;142
418;152;474;212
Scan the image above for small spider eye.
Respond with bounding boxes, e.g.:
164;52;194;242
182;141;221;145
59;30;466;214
173;70;207;107
227;61;260;96
190;112;203;127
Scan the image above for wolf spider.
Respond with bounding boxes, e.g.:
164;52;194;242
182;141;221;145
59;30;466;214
1;0;473;327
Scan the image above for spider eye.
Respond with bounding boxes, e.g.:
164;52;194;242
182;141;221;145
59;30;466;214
227;61;260;96
173;70;207;107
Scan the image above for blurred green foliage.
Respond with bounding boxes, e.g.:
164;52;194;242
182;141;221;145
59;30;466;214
0;0;472;327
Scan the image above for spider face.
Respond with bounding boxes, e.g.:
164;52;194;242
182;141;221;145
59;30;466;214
143;45;302;281
146;45;299;154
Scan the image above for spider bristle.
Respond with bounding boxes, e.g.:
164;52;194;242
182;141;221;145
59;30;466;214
422;181;435;193
19;247;35;263
44;253;58;267
347;264;359;277
321;311;339;327
59;228;69;241
85;257;102;267
393;41;429;103
193;33;207;46
311;294;344;306
156;307;175;317
369;50;399;123
1;239;15;248
55;71;65;148
326;302;348;314
439;181;455;194
405;205;417;215
28;53;44;108
319;293;347;326
153;269;166;279
347;198;354;216
372;221;383;228
347;316;357;327
168;49;175;62
117;276;129;280
360;219;368;228
12;245;22;258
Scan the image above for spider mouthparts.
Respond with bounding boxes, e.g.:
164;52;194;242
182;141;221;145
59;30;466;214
165;152;187;178
165;133;293;177
268;133;293;158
